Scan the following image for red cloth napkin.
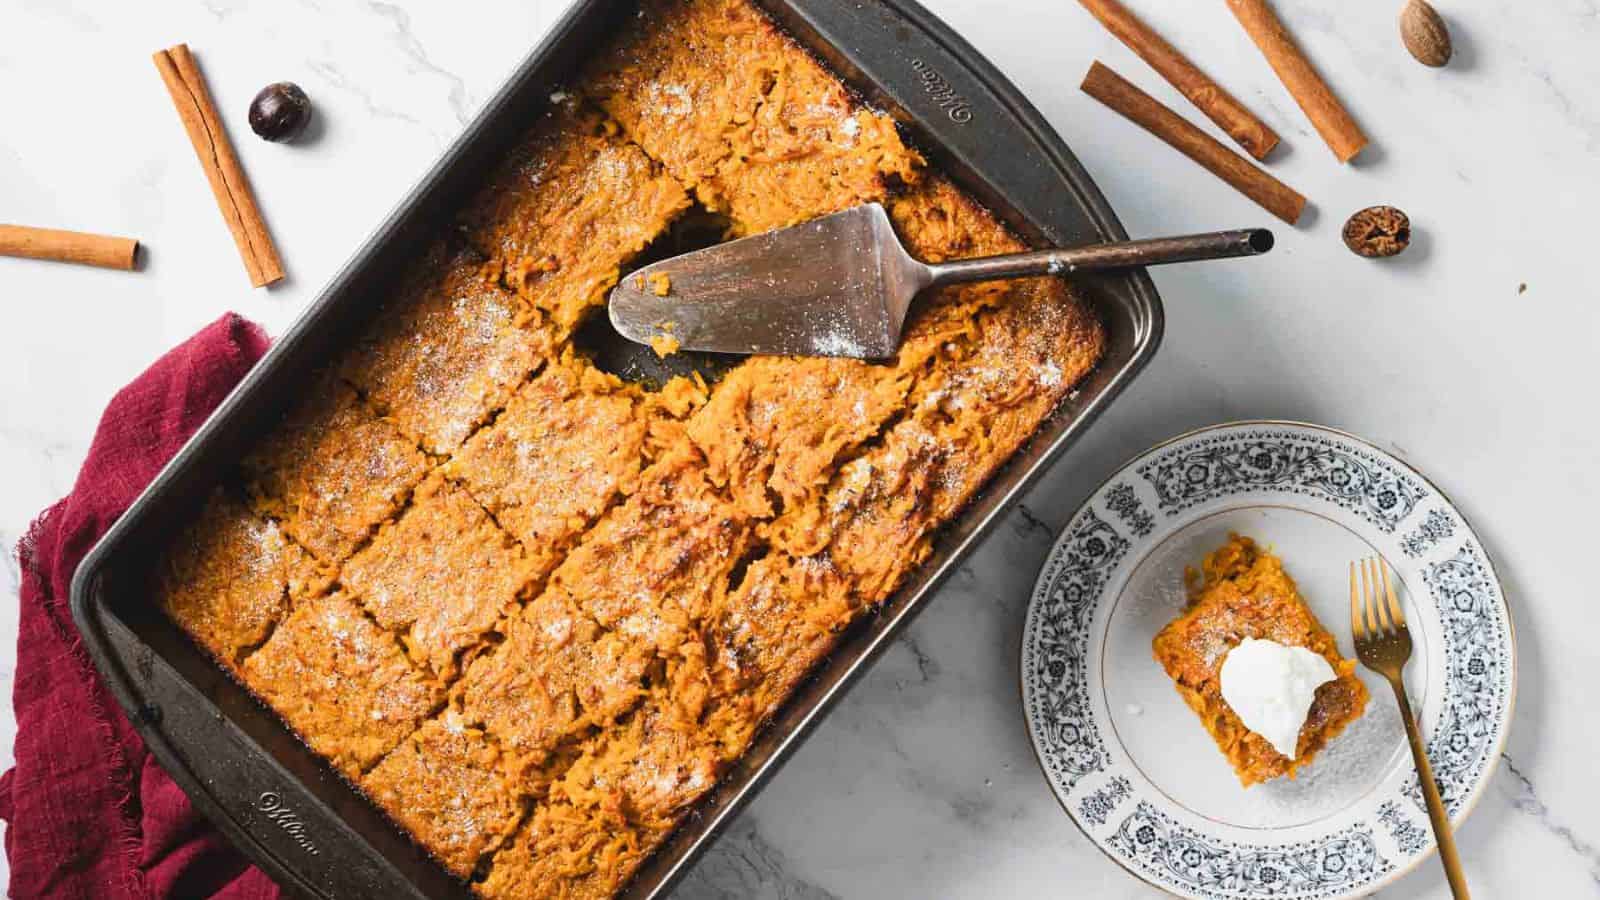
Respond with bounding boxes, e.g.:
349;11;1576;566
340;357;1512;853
0;314;282;900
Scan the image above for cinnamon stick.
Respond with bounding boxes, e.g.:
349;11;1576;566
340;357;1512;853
152;43;284;287
1077;0;1279;160
1080;61;1305;225
1224;0;1368;163
0;225;140;271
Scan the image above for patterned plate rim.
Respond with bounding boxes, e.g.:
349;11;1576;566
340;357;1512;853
1018;419;1518;899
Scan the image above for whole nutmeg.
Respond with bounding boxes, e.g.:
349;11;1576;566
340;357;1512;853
1343;206;1411;258
1400;0;1452;67
249;82;313;142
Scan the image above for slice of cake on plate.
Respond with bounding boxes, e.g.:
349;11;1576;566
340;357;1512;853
1153;533;1369;786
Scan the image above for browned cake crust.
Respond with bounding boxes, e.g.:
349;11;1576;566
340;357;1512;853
243;376;431;563
241;592;444;777
341;474;537;678
155;488;331;673
341;245;553;456
443;352;654;560
360;714;525;879
154;0;1107;893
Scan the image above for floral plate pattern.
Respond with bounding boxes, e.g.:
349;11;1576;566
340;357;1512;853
1021;422;1515;899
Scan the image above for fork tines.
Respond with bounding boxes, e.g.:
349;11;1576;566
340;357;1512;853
1351;556;1407;640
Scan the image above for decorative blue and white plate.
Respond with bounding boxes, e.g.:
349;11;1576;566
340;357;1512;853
1021;421;1515;899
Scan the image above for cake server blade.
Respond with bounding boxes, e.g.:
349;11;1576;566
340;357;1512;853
608;202;1273;359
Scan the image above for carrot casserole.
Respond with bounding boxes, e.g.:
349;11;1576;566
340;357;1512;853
154;0;1105;894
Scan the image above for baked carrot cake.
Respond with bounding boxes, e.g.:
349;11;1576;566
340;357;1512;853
456;589;653;765
542;445;754;655
240;592;443;778
151;0;1107;894
156;488;330;675
242;376;430;564
702;552;856;742
340;474;537;678
585;0;921;236
461;102;691;333
475;799;655;900
442;351;656;557
340;245;551;457
360;712;525;879
686;355;913;518
1152;534;1369;786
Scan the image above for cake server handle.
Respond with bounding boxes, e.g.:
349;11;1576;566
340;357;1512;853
924;228;1274;286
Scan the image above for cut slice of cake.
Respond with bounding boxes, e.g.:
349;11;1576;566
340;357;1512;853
1152;534;1368;786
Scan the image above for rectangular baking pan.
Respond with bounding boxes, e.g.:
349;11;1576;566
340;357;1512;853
69;0;1163;896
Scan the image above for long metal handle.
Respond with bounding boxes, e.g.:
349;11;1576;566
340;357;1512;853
925;228;1273;287
1392;678;1472;899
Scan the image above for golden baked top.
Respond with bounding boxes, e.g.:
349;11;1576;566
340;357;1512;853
156;0;1106;895
341;474;536;678
341;246;551;456
240;592;444;777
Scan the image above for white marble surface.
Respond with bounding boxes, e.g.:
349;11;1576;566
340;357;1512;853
2;0;1597;896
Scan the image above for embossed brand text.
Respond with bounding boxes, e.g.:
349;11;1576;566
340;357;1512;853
256;791;320;856
910;58;972;123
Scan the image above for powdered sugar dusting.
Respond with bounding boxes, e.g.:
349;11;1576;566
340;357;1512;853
1036;361;1063;388
650;82;693;117
240;517;286;576
810;328;868;358
833;112;862;147
833;459;874;511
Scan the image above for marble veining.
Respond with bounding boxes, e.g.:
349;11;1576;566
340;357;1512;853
363;1;475;127
305;57;442;139
2;0;1598;897
670;819;843;900
1499;754;1600;887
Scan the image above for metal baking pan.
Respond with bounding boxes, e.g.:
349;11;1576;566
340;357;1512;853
69;0;1164;896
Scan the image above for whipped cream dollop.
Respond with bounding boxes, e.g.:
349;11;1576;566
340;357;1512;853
1219;637;1337;759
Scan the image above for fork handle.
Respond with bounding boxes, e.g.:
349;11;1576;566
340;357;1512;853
1391;679;1471;898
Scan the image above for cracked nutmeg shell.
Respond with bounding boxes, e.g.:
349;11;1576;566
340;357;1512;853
1343;206;1412;258
249;82;313;142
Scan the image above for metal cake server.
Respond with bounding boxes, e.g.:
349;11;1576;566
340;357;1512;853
608;202;1273;358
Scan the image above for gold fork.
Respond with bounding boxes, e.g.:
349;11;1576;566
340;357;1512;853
1351;557;1470;898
